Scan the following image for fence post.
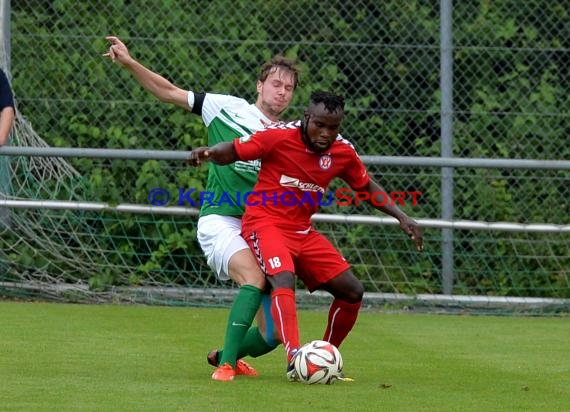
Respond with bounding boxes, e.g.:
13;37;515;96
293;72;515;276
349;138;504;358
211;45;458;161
440;0;454;294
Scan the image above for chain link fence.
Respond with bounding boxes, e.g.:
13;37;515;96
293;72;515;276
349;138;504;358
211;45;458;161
9;1;569;212
1;0;569;312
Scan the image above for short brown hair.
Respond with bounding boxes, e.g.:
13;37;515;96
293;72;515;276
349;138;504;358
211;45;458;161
258;55;299;89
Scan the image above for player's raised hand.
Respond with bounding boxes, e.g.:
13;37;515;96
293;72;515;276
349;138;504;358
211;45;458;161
399;216;423;251
103;36;132;66
187;147;212;167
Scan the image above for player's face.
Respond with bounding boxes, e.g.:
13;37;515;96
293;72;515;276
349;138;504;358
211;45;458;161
256;68;295;121
302;104;343;153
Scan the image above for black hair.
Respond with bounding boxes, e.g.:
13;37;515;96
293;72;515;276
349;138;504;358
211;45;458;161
309;90;344;113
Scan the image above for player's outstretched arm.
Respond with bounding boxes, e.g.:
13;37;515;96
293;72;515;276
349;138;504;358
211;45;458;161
187;142;237;167
365;179;424;251
103;36;189;109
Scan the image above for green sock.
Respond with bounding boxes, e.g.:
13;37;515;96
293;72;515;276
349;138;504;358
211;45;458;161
237;326;278;359
218;285;262;368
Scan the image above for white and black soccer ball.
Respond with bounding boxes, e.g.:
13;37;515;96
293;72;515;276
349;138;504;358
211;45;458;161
293;340;343;384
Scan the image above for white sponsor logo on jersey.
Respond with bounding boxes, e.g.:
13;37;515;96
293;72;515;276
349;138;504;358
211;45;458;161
279;174;325;193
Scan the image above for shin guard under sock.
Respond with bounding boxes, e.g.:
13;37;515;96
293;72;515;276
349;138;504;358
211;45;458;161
218;284;263;367
271;287;300;360
323;298;362;348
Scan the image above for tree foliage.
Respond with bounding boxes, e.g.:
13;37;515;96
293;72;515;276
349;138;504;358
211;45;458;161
8;1;569;296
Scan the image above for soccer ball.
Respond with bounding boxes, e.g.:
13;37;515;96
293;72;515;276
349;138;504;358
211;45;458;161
293;340;343;384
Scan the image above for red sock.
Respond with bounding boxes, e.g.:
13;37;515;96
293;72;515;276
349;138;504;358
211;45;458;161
271;288;300;360
323;299;362;348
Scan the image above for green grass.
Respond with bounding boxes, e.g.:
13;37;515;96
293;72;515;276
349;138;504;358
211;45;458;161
0;301;568;412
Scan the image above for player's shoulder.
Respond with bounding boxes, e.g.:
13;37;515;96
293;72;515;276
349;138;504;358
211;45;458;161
263;119;301;132
204;92;249;109
332;134;359;154
202;93;268;127
246;120;300;148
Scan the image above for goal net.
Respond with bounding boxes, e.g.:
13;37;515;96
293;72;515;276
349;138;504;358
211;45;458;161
0;110;218;304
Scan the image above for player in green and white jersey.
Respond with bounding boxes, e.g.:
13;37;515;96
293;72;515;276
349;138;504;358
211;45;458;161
104;36;299;381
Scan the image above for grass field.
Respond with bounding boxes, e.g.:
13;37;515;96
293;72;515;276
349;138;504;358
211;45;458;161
0;301;568;412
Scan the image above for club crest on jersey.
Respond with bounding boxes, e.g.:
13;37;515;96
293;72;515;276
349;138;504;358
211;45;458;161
319;155;332;170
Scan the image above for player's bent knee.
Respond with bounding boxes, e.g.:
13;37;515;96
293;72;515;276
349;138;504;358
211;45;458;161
229;271;266;289
347;282;364;303
323;270;364;303
267;271;295;290
228;249;266;288
345;276;364;302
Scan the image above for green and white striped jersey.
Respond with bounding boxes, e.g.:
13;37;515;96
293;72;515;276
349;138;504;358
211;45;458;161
196;92;272;217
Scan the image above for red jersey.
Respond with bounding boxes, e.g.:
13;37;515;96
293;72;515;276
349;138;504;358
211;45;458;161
233;121;370;232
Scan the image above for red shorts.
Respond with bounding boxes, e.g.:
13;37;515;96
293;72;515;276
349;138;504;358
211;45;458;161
242;224;350;292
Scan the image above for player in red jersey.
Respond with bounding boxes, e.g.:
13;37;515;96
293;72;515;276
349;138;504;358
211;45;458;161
189;91;423;380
